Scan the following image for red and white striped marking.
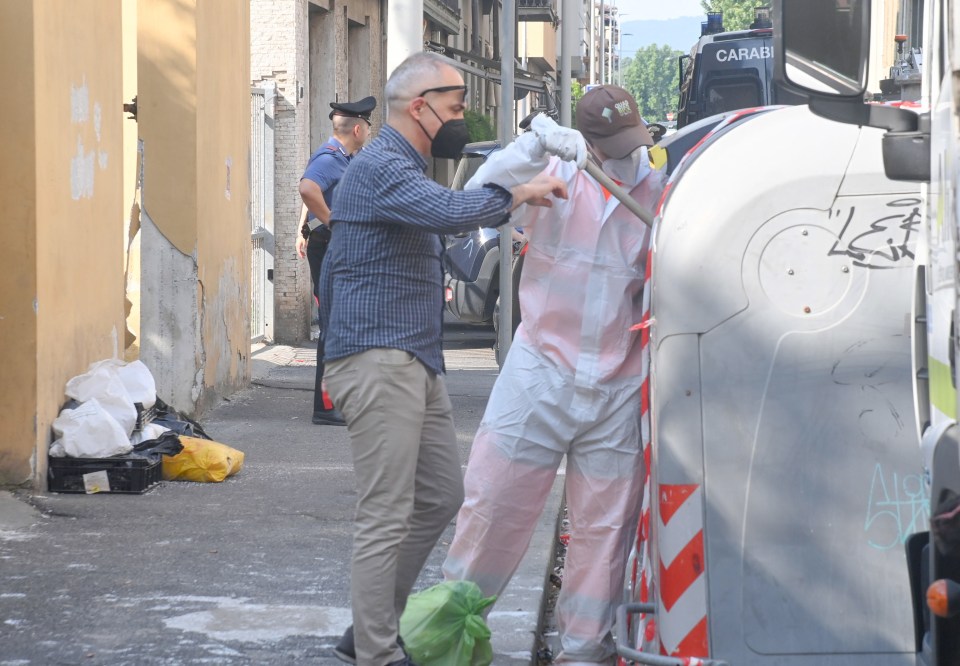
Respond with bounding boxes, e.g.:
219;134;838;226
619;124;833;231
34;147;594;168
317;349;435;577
621;193;711;665
619;247;656;666
636;246;655;654
624;238;709;663
647;163;712;661
657;483;707;657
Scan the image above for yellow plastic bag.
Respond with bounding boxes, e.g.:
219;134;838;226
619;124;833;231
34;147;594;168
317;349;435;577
162;435;245;482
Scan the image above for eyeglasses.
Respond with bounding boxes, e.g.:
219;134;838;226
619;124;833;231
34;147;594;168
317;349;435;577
419;85;468;101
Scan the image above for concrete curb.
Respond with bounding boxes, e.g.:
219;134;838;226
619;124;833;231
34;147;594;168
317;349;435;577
0;490;43;533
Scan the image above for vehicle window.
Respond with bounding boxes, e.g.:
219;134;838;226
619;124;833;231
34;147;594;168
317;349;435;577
703;77;762;116
463;157;484;185
451;156;486;191
451;156;470;190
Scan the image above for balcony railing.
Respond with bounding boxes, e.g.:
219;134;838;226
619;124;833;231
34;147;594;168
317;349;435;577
519;0;557;23
424;0;461;36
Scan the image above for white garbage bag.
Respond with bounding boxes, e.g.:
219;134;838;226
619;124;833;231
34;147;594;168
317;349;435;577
115;359;157;409
49;398;133;458
130;422;169;446
64;360;138;436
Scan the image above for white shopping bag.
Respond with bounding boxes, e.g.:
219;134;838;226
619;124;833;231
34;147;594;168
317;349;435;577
130;422;169;446
64;361;138;436
115;360;157;409
50;398;133;458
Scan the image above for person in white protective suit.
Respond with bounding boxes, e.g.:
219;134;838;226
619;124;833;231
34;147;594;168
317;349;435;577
442;85;663;666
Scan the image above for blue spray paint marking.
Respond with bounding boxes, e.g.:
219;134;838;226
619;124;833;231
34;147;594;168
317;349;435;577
864;462;929;550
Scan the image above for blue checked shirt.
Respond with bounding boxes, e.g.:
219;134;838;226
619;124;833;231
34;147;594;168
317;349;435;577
320;125;514;375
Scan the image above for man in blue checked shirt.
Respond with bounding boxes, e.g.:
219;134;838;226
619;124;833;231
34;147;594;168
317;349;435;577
320;51;579;666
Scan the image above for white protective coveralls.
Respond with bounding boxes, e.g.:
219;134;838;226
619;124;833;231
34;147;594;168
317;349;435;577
442;117;664;665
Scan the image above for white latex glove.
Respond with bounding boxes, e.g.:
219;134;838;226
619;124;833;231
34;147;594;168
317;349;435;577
531;113;587;169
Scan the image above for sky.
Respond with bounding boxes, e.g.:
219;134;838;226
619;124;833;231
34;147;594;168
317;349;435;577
614;0;709;53
613;0;704;21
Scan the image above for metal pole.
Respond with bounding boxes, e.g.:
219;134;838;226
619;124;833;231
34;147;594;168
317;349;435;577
583;160;654;227
560;0;577;126
599;0;605;84
386;0;422;77
520;23;528;121
498;0;516;366
588;0;595;84
619;33;631;86
615;11;623;86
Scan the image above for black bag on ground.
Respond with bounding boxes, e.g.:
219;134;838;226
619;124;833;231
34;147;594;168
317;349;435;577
129;430;184;463
151;398;213;440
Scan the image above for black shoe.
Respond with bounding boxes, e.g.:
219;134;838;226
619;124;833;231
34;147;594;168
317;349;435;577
333;625;356;664
333;625;407;665
312;408;346;426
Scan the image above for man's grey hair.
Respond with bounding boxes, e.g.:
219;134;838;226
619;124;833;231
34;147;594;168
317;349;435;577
385;52;456;113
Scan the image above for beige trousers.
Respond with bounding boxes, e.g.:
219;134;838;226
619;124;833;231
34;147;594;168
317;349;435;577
325;348;465;666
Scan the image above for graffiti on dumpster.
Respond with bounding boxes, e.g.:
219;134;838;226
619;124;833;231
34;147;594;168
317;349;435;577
864;462;929;550
827;198;921;269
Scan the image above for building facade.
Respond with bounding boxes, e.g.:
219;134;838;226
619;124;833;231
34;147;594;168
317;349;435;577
0;0;568;491
0;0;251;489
254;0;566;343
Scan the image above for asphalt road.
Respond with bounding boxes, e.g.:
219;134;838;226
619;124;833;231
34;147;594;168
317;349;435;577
0;322;564;666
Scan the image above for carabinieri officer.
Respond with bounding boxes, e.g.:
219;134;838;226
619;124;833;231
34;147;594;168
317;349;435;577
298;94;376;425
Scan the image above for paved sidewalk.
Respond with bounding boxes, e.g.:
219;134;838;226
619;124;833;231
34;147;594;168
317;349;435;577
0;325;563;665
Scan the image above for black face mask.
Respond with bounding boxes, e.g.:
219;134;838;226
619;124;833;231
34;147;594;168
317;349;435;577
420;102;470;159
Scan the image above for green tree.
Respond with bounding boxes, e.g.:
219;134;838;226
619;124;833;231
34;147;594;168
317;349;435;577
570;80;586;128
464;109;495;142
621;44;684;122
700;0;763;31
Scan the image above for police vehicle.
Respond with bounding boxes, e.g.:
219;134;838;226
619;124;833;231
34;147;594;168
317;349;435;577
676;6;803;128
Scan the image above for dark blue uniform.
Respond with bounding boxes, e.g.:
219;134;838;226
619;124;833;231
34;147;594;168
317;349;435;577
301;138;351;418
304;95;376;425
302;137;351;246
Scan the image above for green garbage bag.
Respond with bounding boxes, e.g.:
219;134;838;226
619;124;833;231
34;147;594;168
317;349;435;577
399;580;497;666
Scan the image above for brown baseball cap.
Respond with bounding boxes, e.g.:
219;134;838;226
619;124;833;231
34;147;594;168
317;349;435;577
576;85;653;159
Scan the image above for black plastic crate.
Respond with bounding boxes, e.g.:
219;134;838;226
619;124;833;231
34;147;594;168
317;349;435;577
48;455;162;494
134;402;158;431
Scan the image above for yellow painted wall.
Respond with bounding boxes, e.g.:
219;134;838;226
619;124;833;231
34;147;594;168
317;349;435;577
196;0;251;397
0;0;249;488
123;1;141;360
34;1;125;484
138;0;250;413
869;0;900;93
138;0;198;255
0;1;124;487
0;2;38;485
522;22;557;71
